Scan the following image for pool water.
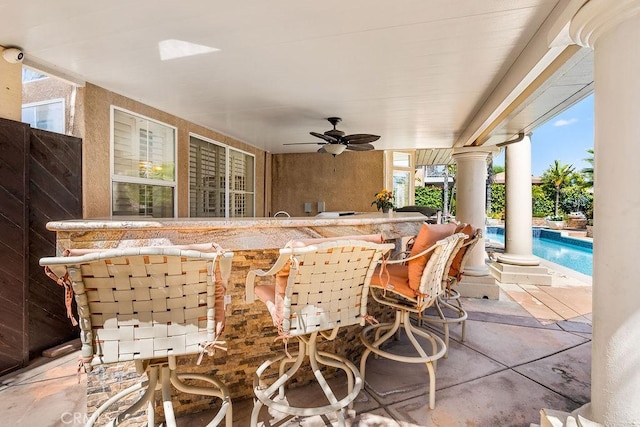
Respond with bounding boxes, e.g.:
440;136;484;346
486;227;593;276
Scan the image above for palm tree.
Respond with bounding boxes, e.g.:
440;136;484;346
542;160;575;216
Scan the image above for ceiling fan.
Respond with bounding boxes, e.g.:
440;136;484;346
284;117;380;156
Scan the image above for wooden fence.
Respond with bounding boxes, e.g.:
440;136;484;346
0;118;82;375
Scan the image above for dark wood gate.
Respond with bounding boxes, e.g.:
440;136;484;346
0;118;82;375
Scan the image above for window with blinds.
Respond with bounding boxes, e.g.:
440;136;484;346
189;135;255;217
111;108;176;217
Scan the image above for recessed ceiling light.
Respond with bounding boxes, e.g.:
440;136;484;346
158;39;219;61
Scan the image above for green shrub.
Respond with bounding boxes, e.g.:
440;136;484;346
532;185;553;217
415;185;443;209
489;184;505;216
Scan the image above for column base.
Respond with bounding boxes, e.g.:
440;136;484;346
496;252;540;266
457;274;500;300
489;261;552;286
539;403;601;427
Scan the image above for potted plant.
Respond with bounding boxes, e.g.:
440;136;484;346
372;189;394;213
586;219;594;238
546;214;565;230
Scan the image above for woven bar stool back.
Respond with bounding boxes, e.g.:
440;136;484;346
245;238;394;426
40;245;233;427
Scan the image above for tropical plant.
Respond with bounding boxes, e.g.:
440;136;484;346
489;183;505;217
532;185;554;217
541;160;575;216
415;185;443;209
560;184;593;215
581;148;594;189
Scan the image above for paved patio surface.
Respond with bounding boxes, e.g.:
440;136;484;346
0;265;592;427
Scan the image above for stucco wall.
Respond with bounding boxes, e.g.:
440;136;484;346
271;151;385;217
0;48;22;121
82;83;266;218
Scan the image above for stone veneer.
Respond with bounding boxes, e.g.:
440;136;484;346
47;214;424;424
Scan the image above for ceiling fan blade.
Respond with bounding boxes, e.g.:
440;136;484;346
342;134;380;144
283;142;325;145
310;131;338;143
346;143;375;151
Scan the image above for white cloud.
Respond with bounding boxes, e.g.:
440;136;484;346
553;118;578;127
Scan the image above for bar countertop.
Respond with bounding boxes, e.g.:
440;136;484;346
47;212;426;252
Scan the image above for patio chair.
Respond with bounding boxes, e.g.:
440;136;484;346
40;244;234;427
359;232;467;409
420;226;482;351
245;236;394;426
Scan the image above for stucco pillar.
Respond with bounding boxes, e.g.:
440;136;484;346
491;135;551;285
452;148;493;277
540;1;640;426
498;135;539;265
569;1;640;425
0;46;22;121
452;148;500;299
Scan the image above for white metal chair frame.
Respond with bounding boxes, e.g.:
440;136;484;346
40;245;234;427
359;233;467;409
245;239;394;426
420;228;482;351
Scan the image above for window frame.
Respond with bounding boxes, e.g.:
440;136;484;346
22;98;65;133
110;106;178;217
385;150;415;208
188;132;256;218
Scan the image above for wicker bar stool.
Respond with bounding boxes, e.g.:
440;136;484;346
40;244;234;427
245;237;394;426
420;226;482;350
360;233;467;409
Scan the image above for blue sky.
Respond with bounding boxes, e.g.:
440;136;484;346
493;93;594;176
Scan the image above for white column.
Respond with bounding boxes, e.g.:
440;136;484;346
452;148;493;276
569;1;640;425
497;135;540;266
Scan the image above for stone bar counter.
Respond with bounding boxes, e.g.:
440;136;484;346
47;212;424;253
46;213;424;421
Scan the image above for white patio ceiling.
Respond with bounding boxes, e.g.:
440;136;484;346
0;0;592;156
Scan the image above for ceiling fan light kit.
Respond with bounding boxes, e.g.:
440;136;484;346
284;117;380;156
323;144;347;156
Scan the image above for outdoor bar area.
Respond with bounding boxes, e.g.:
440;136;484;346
46;213;424;420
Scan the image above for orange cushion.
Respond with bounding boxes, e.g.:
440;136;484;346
449;223;474;281
370;263;416;299
407;223;456;291
254;284;284;327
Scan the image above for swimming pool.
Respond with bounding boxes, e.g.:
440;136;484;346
485;227;593;276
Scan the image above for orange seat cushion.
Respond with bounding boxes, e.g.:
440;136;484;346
370;263;416;299
407;223;456;291
449;223;474;281
253;284;284;327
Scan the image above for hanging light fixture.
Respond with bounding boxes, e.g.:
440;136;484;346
324;144;347;156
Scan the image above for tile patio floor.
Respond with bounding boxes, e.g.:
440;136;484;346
0;263;592;427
